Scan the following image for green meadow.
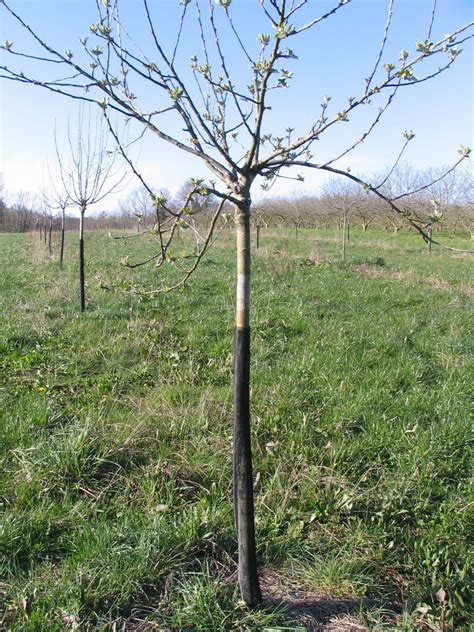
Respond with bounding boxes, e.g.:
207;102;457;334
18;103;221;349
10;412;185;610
0;228;472;630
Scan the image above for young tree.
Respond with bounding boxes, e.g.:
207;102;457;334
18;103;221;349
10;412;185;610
1;0;472;605
45;188;72;268
42;193;57;255
42;210;48;244
352;196;378;233
58;196;70;268
46;209;54;253
321;178;361;260
55;108;125;311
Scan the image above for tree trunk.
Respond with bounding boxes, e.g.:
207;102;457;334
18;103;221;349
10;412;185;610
428;226;432;253
79;208;86;312
233;199;261;607
60;209;65;269
256;222;260;250
48;217;53;254
342;211;347;262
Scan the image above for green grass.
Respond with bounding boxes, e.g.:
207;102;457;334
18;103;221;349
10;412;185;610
0;227;472;630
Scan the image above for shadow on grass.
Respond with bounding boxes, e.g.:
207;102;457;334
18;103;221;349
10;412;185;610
260;571;399;631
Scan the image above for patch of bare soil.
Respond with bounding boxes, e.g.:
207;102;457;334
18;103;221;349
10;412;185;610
260;571;381;631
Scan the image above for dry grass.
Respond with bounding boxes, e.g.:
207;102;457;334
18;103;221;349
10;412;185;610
29;232;55;265
352;263;473;297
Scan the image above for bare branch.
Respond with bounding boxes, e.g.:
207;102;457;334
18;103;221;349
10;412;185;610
365;0;394;90
290;0;352;36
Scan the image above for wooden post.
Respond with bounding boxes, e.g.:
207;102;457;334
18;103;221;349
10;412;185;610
233;199;261;607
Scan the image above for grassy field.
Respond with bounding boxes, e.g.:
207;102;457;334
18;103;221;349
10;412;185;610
0;227;472;631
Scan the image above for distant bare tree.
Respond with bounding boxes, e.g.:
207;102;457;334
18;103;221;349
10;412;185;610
352;197;378;233
124;186;158;231
56;107;125;311
47;210;54;253
8;191;36;234
58;197;70;268
322;178;361;260
44;187;73;268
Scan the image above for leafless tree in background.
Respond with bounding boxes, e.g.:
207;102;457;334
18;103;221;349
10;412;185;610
321;178;361;260
7;191;37;234
45;186;73;268
115;186;160;232
55;107;125;311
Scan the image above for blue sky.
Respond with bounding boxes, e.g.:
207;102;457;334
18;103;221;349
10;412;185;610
1;0;472;212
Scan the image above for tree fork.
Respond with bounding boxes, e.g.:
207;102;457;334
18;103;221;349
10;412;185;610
233;201;262;607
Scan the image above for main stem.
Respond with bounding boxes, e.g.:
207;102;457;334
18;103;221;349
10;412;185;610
233;200;261;607
48;217;53;254
79;208;85;312
60;208;65;269
342;209;347;262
